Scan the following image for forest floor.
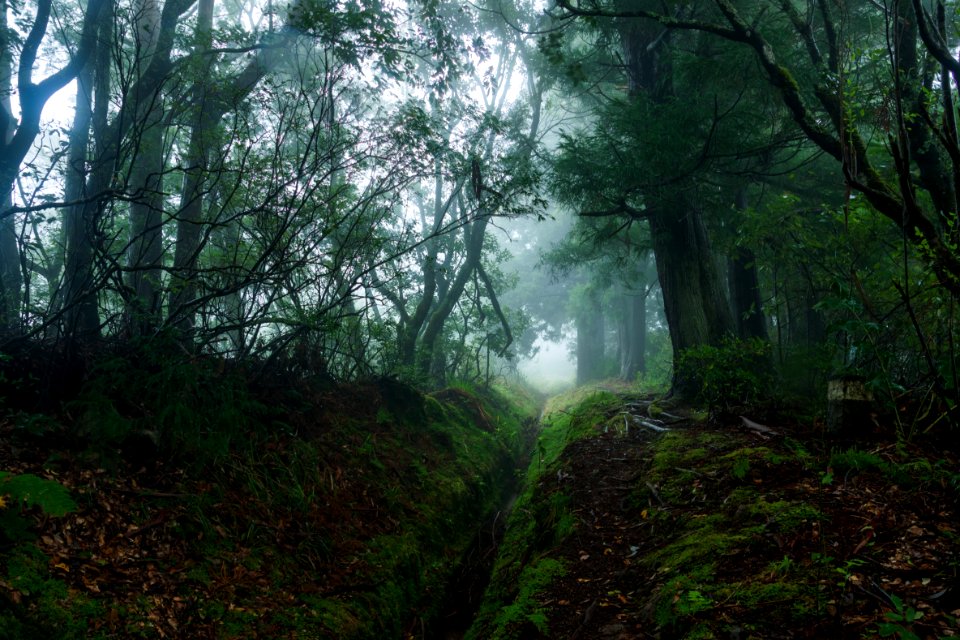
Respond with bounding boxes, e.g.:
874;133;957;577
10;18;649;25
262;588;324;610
476;383;960;639
1;367;959;639
0;366;538;639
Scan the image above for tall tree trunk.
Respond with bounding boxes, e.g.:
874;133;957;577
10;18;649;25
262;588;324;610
56;64;94;322
418;211;489;377
0;3;21;330
650;202;734;397
167;0;215;340
126;0;165;337
398;160;452;367
728;247;767;341
63;11;113;342
728;189;767;341
576;289;605;385
616;6;733;397
619;290;646;380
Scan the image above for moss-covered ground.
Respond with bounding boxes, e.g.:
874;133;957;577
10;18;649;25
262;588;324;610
0;352;539;639
469;383;959;640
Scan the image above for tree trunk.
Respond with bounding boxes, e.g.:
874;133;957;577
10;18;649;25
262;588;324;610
418;212;489;377
616;5;732;397
650;202;734;397
125;0;165;337
398;160;454;367
0;4;21;330
576;290;605;385
728;189;768;341
62;12;113;342
728;247;768;341
619;290;646;380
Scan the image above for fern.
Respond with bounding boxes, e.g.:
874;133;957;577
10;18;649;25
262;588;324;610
0;471;77;517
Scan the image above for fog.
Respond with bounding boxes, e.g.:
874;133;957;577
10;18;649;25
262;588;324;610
518;334;576;394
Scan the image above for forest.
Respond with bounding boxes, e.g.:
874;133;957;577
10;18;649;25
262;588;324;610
0;0;958;638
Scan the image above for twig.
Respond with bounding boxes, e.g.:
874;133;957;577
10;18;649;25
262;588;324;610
645;481;665;506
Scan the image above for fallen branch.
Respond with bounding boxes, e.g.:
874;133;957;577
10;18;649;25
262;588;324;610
636;418;670;432
739;415;780;437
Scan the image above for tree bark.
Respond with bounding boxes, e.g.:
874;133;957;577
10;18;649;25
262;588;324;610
619;290;646;380
62;10;113;341
728;246;768;341
417;211;489;377
650;202;734;397
0;2;20;330
576;289;605;385
125;0;166;337
615;4;733;397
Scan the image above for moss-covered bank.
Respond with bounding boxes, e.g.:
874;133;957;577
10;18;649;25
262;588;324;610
466;386;624;638
0;354;540;639
464;384;959;639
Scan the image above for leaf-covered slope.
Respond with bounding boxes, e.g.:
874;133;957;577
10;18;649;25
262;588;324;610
0;372;538;639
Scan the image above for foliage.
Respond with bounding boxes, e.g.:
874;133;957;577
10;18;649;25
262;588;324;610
676;337;774;413
0;472;76;548
70;343;266;465
876;594;924;640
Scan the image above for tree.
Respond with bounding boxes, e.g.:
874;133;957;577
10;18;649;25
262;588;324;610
554;0;960;302
547;1;755;396
0;0;106;331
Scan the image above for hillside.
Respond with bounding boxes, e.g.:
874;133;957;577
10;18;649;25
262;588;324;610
0;352;539;639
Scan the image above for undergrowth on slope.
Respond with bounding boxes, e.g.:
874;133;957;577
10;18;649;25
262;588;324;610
0;346;540;639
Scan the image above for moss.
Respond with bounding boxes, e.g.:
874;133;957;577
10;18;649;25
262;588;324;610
467;389;620;640
0;545;105;639
490;558;566;638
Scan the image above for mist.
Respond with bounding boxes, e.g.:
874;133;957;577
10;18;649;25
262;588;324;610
517;333;576;394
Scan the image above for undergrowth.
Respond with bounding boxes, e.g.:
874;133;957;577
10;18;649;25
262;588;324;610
0;345;541;639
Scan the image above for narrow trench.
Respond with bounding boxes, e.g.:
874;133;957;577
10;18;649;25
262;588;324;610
406;412;541;639
427;492;519;640
422;410;539;640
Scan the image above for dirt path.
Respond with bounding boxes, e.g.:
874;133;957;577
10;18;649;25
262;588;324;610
480;389;960;639
533;420;664;639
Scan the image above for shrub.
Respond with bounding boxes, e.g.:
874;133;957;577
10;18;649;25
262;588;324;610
676;337;774;414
